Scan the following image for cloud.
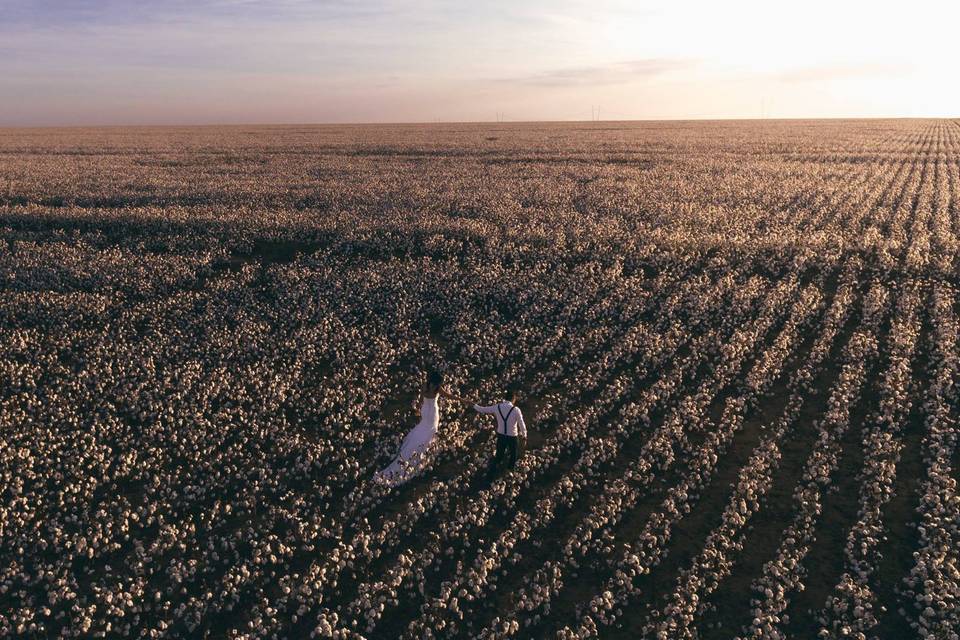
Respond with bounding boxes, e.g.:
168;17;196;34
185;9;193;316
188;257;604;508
500;58;692;87
1;0;395;33
772;62;913;83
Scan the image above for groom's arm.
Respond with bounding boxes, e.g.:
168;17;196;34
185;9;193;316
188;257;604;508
473;403;497;414
516;410;527;439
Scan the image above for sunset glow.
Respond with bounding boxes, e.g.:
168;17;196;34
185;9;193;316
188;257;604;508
2;0;956;125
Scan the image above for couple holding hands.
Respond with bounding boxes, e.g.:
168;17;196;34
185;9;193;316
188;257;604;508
375;371;527;488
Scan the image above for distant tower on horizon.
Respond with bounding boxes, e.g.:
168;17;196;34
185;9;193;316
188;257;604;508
761;97;772;119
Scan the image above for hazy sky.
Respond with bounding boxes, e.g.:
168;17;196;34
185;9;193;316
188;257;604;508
1;0;956;126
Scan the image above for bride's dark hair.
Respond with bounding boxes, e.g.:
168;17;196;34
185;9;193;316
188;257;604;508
427;370;444;388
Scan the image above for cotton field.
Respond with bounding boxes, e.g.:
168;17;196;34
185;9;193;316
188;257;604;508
1;119;958;639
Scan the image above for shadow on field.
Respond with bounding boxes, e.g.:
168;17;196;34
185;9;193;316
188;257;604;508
209;238;318;274
0;209;234;244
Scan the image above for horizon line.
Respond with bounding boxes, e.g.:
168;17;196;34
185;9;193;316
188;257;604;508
1;115;956;131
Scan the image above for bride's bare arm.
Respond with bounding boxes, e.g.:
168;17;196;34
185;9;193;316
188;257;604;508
439;385;472;404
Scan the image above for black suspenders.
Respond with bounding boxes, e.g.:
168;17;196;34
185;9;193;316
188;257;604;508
497;404;516;435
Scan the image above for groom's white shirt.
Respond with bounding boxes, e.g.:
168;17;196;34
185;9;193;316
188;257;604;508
473;401;527;438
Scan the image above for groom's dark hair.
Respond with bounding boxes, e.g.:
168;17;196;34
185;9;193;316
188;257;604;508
507;385;521;401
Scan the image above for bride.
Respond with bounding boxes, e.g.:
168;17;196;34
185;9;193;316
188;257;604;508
375;370;467;487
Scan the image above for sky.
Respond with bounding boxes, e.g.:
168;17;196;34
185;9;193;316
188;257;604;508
1;0;956;126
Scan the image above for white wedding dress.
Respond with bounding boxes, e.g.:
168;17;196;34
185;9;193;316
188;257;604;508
375;395;439;487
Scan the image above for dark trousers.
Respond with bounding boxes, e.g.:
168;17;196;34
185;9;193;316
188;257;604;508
486;433;519;480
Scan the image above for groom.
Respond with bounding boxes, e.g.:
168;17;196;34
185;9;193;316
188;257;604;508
473;386;527;482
